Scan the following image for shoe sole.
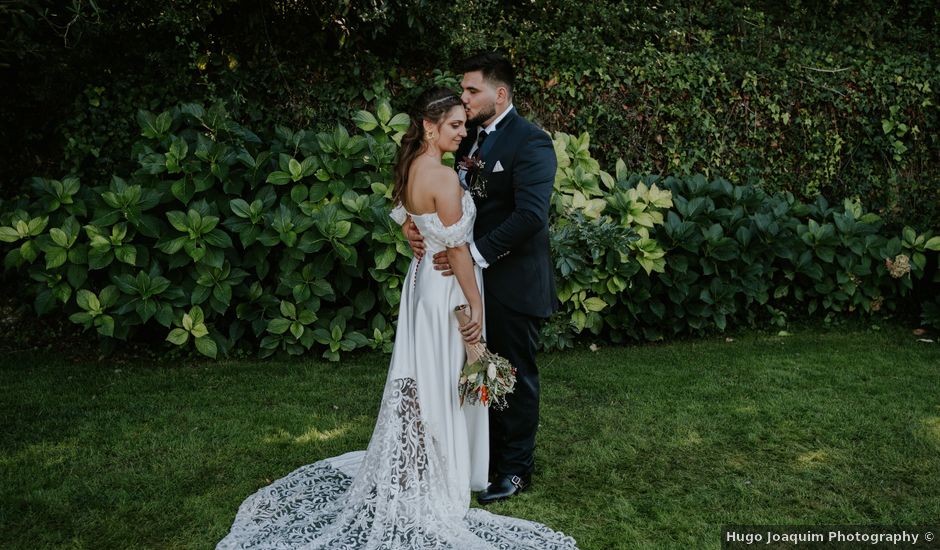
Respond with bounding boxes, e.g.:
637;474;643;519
476;484;529;505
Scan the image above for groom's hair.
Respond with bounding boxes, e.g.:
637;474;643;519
456;52;515;99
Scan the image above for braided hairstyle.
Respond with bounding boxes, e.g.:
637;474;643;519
392;87;463;206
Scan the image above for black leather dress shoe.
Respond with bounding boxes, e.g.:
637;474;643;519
476;474;531;505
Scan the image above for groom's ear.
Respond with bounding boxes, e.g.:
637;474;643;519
496;85;510;105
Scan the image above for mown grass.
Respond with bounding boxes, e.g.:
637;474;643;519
1;326;937;549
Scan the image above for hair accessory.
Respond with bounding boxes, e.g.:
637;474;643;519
425;95;458;110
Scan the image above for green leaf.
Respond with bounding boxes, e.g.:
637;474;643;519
374;246;396;270
166;211;189;232
902;226;916;245
289;158;302;180
156;236;188;255
166;328;189;345
171;178;196;203
76;289;100;312
0;227;20;242
376;100;392;125
583;297;608;312
189;306;205;325
69;311;94;325
27;216;48;235
99;285;120;308
352;110;379;131
45;246;67;269
290;184;308;204
925;236;940;251
230;198;252;219
267;318;291;334
202;229;233;248
137;299;157;322
49;228;69;248
290;321;304;339
96;315;115;337
280;300;297;318
298;309;317;325
191;323;209;338
387;112;410;133
137;110;160;138
155;111;173;135
266;171;292;185
195;336;218;358
115;245;137;265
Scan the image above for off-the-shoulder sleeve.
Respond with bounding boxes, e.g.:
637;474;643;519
423;193;475;247
389;203;408;225
425;212;474;247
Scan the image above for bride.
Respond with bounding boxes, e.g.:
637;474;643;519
217;88;578;549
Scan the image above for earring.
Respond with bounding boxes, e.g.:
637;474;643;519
425;131;435;141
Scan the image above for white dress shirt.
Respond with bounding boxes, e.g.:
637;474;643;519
468;104;514;268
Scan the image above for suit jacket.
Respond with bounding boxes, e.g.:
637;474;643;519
455;108;559;318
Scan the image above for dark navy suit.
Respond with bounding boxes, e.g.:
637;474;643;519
455;107;558;478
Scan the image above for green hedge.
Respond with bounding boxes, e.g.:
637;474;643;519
1;100;937;358
3;1;938;231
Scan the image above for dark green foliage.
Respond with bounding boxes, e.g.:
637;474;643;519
1;98;937;357
1;100;414;359
2;1;937;230
546;170;940;349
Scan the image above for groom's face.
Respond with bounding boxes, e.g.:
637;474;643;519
460;71;498;127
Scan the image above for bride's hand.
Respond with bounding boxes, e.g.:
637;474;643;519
460;305;483;344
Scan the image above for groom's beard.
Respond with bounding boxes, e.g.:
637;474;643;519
467;103;497;127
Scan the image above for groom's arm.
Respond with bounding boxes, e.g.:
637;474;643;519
473;129;556;265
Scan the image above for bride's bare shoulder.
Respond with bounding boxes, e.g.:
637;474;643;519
411;162;460;200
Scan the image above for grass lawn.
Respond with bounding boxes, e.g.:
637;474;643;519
1;325;938;549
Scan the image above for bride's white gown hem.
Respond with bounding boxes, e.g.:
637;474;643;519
217;191;578;549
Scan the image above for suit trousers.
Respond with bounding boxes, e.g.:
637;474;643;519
484;290;543;478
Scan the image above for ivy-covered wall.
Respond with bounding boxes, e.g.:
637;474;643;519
2;0;938;229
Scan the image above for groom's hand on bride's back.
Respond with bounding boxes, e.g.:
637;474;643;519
403;219;426;260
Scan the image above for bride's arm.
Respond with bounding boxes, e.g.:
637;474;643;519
436;175;483;344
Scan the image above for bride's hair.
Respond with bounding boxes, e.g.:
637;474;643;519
392;87;463;206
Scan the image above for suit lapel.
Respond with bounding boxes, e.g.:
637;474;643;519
479;109;519;163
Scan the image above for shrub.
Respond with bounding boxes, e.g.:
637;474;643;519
2;101;937;358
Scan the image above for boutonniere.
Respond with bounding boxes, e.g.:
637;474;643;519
457;155;488;199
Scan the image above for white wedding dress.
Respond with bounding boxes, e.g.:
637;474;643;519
217;190;578;549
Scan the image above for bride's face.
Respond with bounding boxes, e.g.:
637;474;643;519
432;105;468;153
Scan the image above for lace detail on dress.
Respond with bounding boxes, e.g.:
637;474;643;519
218;185;578;548
217;375;579;549
413;190;476;248
389;203;408;226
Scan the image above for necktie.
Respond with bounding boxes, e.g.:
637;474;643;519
471;130;488;158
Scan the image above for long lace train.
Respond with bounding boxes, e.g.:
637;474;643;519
217;191;578;549
217;377;578;549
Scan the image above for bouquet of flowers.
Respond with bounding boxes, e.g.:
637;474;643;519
454;304;516;409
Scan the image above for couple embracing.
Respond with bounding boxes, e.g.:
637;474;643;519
218;52;577;549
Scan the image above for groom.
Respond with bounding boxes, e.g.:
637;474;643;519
405;52;558;505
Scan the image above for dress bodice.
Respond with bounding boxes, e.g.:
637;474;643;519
390;190;476;253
